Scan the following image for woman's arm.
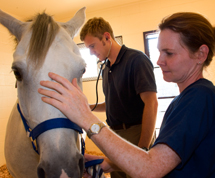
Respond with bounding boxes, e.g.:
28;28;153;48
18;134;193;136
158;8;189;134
38;72;181;177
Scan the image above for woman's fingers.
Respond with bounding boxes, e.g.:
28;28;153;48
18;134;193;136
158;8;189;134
83;172;92;178
72;78;82;92
39;75;73;99
84;154;103;162
38;72;94;129
38;87;65;112
38;85;59;97
39;73;82;98
48;72;76;91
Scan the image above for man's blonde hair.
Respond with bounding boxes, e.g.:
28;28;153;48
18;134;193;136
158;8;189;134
80;17;115;41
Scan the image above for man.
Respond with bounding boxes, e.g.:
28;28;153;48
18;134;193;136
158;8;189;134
80;17;158;178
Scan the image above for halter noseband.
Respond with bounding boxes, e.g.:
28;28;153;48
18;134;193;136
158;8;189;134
17;103;85;155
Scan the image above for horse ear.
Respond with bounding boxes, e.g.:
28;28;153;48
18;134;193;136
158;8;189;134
0;9;25;41
60;7;86;39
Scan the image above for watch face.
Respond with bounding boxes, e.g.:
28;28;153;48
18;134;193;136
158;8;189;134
91;124;100;133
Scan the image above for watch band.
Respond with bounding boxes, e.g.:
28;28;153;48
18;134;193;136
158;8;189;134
87;122;106;139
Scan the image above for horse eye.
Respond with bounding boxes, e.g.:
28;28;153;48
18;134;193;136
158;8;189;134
82;68;86;74
12;68;22;81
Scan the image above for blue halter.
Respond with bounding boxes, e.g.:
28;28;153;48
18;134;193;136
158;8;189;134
17;103;103;174
17;103;85;155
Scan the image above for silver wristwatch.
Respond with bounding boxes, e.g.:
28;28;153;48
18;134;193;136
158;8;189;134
87;122;106;139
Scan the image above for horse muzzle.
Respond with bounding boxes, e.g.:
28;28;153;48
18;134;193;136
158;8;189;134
37;153;84;178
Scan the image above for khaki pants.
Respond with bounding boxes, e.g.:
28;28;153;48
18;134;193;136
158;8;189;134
110;124;155;178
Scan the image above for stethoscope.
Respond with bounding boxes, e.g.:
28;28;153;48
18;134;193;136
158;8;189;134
91;39;112;111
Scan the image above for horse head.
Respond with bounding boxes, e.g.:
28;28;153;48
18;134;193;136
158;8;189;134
1;7;86;178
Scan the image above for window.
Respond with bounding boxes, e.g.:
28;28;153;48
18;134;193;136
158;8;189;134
77;36;123;81
143;31;179;136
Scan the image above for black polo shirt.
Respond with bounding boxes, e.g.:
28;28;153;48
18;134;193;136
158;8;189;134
102;45;157;127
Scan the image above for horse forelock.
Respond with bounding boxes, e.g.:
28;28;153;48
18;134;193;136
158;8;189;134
27;12;60;69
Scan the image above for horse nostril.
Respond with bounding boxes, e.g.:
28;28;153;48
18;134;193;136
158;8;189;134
37;166;45;178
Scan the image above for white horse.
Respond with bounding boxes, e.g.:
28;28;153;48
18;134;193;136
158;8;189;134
1;7;86;178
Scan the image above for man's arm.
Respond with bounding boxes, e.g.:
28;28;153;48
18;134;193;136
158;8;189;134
89;102;106;112
138;92;158;148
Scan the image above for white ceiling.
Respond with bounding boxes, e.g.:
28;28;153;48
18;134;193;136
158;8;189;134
1;0;149;20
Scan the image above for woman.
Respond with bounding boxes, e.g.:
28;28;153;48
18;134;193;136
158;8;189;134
38;12;215;177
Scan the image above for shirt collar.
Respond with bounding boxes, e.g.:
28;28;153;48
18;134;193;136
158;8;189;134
106;45;127;68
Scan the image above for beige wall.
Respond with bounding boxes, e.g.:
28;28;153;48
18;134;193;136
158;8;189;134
1;0;215;165
0;22;18;165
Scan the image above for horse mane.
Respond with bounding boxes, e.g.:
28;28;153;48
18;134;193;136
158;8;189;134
27;12;60;69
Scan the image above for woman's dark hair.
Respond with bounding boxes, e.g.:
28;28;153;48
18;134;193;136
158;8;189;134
159;12;215;67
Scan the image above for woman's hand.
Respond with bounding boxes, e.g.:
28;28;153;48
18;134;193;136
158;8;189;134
84;154;119;174
38;72;94;130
